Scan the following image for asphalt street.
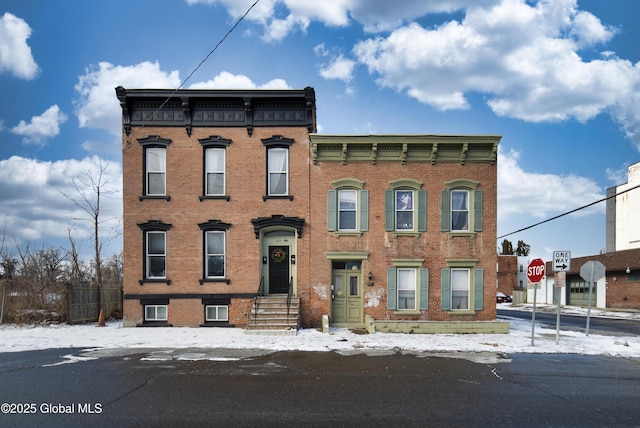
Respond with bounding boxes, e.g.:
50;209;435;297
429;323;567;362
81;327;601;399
1;347;639;427
497;307;640;336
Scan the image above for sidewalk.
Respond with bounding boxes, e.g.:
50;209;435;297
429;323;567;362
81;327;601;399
500;302;640;320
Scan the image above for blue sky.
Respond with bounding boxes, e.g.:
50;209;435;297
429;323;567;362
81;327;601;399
1;0;639;262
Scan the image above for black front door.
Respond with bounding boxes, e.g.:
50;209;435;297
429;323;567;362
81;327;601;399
268;245;290;294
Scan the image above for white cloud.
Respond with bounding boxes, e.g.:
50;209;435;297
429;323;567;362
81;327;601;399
0;12;39;80
350;0;640;149
263;14;309;42
605;164;631;185
188;71;291;89
186;0;349;42
349;0;498;33
73;63;291;140
11;105;67;145
497;148;604;222
74;61;181;136
0;156;122;256
185;0;277;26
314;43;329;57
609;77;640;151
186;0;500;37
319;54;356;82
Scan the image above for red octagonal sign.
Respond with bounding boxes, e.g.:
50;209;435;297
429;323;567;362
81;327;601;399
527;258;546;283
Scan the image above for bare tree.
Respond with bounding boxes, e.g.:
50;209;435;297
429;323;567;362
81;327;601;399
58;159;118;323
66;229;90;284
10;241;67;322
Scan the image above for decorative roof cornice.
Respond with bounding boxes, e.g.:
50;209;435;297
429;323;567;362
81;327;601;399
115;86;316;137
310;134;500;165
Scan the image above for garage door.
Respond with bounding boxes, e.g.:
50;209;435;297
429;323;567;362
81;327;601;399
568;279;596;306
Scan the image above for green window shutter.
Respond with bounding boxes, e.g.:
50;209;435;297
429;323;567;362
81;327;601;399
387;268;397;310
441;190;451;231
327;189;336;231
474;190;483;232
441;268;451;310
418;190;427;232
385;190;395;231
419;268;429;310
474;269;484;311
360;190;369;232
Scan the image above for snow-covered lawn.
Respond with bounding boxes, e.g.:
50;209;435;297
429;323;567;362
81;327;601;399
1;304;638;359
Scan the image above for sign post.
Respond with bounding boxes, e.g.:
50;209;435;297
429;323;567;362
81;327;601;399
552;252;570;345
553;271;566;344
527;258;546;346
580;261;606;336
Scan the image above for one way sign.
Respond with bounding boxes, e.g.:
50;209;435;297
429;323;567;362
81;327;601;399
553;250;571;272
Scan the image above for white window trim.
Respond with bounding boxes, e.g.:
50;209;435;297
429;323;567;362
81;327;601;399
338;189;358;231
205;305;229;322
205;148;226;196
451;268;470;311
205;231;225;278
146;231;166;279
145;305;167;321
451;189;470;232
268;147;289;196
397;268;417;311
146;147;166;196
395;189;415;231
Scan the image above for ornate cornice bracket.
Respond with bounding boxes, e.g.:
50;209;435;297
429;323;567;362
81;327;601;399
181;96;192;137
115;86;131;136
244;97;253;137
460;143;468;165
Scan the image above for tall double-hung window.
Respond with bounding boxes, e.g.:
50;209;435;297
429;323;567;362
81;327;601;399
146;231;167;278
137;220;172;284
137;136;171;200
385;179;426;233
327;178;368;234
198;220;231;284
146;148;166;195
268;148;288;195
338;189;357;230
205;231;225;278
441;179;483;233
199;136;231;200
262;136;294;200
205;149;225;195
441;263;484;312
387;260;429;312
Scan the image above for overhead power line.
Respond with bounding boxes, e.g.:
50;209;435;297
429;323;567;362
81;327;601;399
497;183;640;240
177;0;261;92
140;0;262;126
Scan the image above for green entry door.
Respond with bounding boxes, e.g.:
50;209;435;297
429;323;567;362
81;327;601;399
331;270;362;325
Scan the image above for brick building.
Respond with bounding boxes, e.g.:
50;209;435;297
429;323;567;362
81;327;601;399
497;255;518;295
539;249;640;310
117;86;505;333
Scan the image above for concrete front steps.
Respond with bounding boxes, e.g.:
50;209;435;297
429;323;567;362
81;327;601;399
245;295;300;335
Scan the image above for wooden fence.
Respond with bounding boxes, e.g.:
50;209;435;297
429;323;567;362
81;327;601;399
68;283;122;324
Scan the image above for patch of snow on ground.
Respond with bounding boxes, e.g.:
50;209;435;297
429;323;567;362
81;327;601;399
0;304;638;359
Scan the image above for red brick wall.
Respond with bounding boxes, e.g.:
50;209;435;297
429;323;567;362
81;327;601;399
123;125;311;326
123;124;498;327
607;275;640;310
497;255;518;294
308;161;498;323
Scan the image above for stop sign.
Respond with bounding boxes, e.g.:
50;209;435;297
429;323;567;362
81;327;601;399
527;258;545;283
